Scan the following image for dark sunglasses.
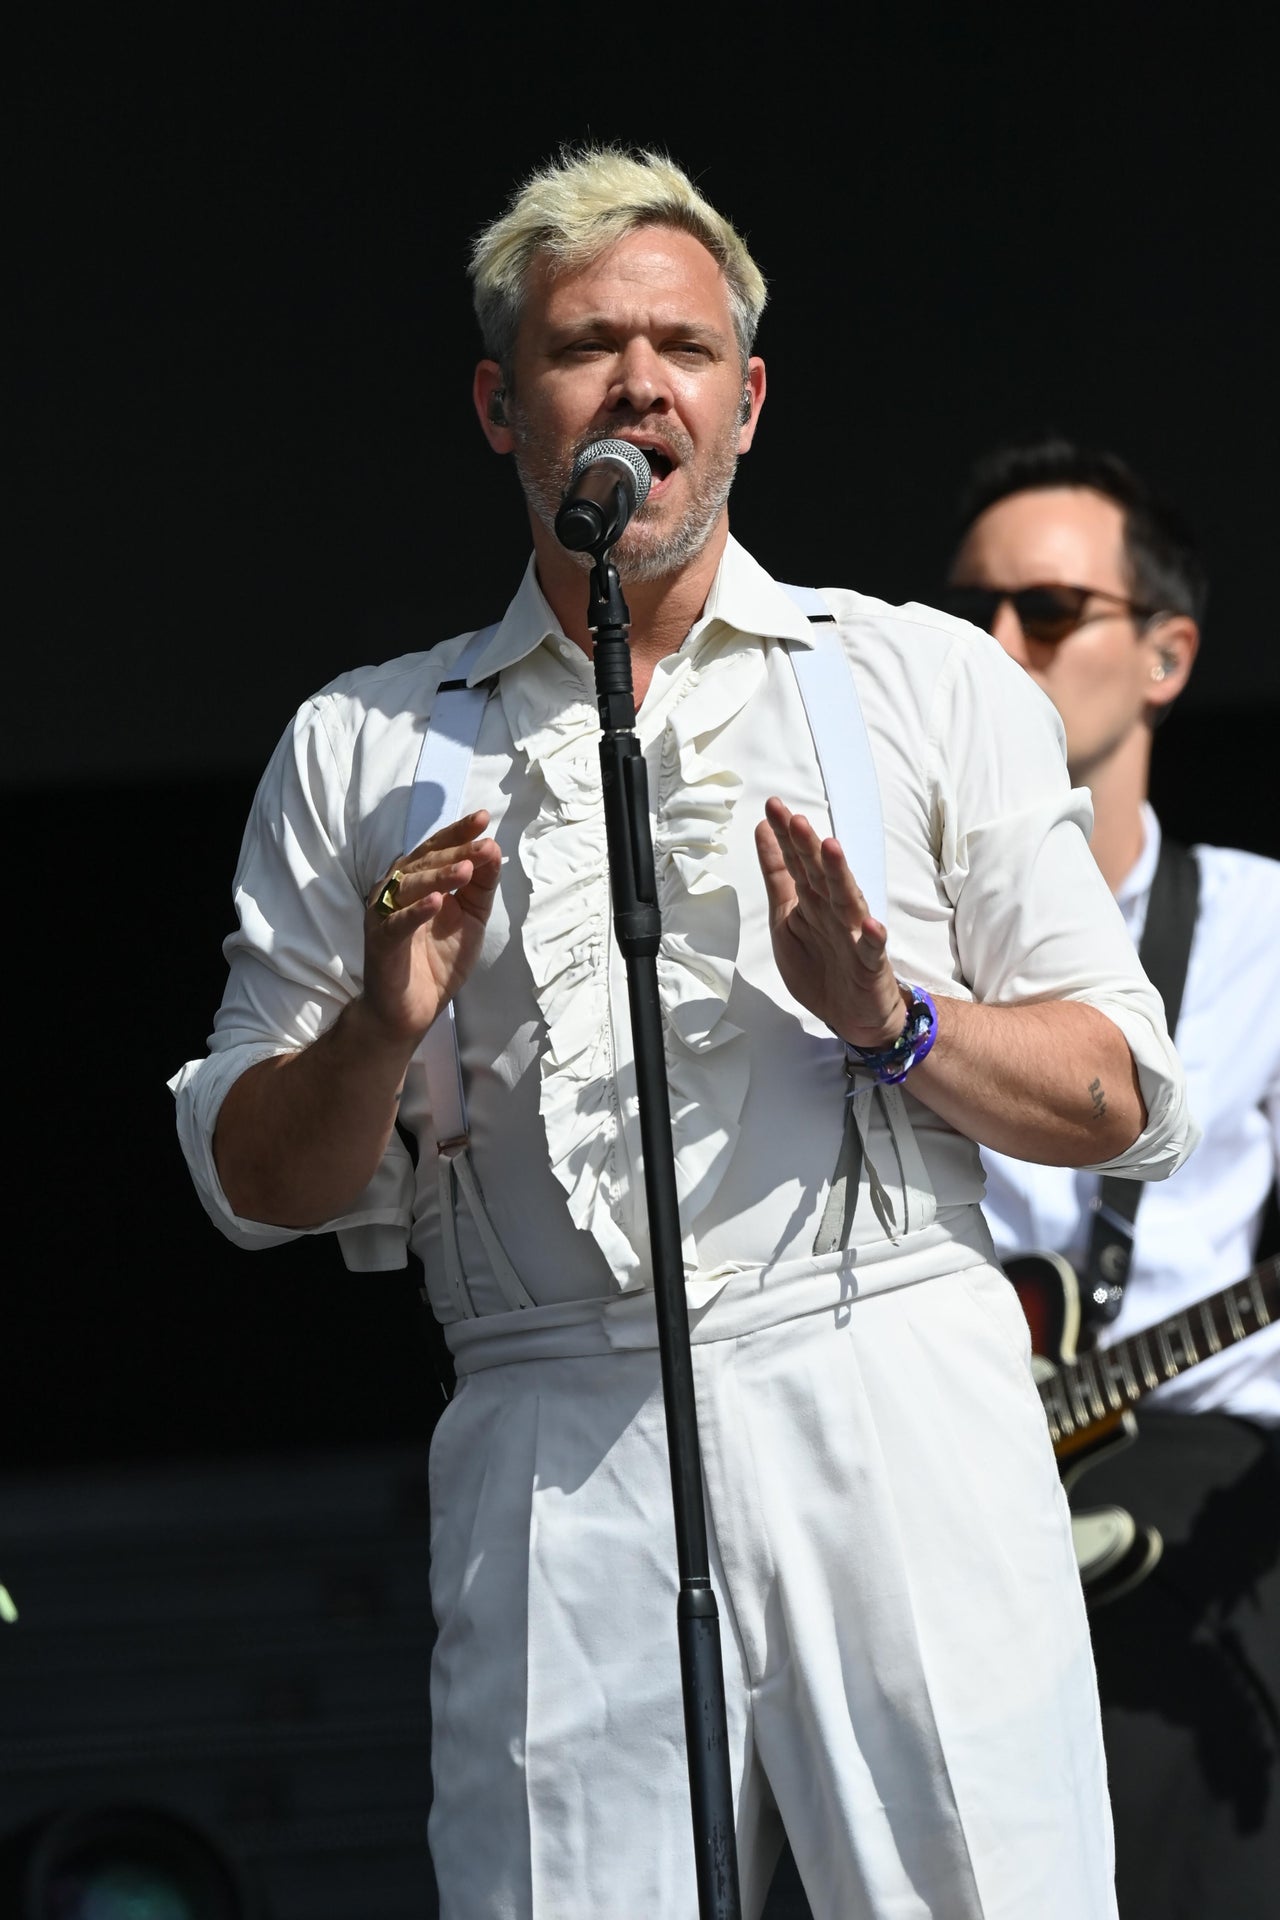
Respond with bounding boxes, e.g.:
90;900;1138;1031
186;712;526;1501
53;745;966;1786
942;582;1158;645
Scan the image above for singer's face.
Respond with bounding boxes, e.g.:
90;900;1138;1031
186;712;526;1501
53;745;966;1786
499;225;764;582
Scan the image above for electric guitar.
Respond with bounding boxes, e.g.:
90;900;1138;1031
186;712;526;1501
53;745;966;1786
1004;1250;1279;1605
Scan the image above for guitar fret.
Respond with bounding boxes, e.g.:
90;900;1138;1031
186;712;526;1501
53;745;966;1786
1065;1368;1093;1430
1074;1359;1097;1423
1082;1358;1108;1423
1167;1313;1200;1372
1095;1346;1132;1411
1040;1375;1073;1443
1134;1334;1160;1392
1018;1251;1279;1464
1045;1377;1073;1440
1118;1344;1140;1404
1248;1271;1272;1327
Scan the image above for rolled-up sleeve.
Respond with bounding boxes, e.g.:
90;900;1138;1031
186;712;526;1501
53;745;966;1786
930;632;1199;1180
168;693;415;1256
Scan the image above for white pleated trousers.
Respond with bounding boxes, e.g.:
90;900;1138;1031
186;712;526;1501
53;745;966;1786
427;1264;1116;1919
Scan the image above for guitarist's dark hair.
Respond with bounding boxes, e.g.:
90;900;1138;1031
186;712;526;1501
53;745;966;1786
952;439;1209;631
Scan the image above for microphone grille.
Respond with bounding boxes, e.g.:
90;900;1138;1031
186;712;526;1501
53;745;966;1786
569;438;653;507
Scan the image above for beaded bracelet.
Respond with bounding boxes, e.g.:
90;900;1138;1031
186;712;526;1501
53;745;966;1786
845;984;938;1086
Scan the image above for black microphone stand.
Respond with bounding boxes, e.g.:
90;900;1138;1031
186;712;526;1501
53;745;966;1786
587;547;742;1920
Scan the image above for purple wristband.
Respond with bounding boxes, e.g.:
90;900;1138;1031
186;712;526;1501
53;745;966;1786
846;984;938;1086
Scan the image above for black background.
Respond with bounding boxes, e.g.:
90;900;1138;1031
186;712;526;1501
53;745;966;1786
12;9;1278;1474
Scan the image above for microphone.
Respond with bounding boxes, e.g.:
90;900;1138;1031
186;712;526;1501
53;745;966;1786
555;439;652;553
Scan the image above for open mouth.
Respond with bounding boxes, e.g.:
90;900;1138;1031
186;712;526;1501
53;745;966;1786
630;442;676;492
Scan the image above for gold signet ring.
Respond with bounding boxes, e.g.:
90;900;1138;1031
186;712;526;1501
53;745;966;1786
374;869;404;918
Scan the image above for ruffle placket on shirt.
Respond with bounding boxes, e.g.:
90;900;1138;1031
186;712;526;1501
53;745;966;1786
500;633;767;1291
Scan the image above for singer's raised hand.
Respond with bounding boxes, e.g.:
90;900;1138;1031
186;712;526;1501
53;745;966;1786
755;797;907;1048
213;811;502;1229
362;810;503;1044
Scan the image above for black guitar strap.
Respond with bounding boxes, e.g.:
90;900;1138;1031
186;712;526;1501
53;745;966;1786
1081;836;1200;1328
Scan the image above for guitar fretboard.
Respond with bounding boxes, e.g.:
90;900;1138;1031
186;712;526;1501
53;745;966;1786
1041;1254;1279;1446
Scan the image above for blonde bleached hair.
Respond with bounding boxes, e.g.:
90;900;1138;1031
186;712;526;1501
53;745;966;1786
469;145;768;378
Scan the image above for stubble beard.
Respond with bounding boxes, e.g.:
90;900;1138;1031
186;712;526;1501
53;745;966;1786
509;407;741;584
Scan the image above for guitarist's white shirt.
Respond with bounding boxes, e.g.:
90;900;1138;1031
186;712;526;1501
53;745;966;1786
981;804;1280;1426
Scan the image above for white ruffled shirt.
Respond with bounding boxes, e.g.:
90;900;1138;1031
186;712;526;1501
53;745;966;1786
981;805;1280;1425
171;538;1197;1328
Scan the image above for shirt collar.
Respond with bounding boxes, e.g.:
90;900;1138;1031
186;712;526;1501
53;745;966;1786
466;533;819;684
1116;800;1162;914
697;535;823;647
1114;800;1162;946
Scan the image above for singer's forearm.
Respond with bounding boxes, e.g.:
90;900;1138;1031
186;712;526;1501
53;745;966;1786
213;999;420;1226
906;996;1146;1165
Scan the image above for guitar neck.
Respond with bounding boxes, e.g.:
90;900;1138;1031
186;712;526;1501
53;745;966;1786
1041;1253;1279;1447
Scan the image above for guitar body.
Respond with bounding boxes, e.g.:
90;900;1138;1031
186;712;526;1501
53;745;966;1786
1069;1504;1164;1608
1007;1247;1082;1367
1002;1248;1277;1605
1006;1251;1138;1478
1003;1250;1159;1603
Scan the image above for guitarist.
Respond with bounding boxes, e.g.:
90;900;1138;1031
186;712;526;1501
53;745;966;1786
943;440;1280;1919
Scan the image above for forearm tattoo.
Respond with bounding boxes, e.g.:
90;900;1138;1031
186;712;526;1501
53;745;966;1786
1088;1076;1108;1122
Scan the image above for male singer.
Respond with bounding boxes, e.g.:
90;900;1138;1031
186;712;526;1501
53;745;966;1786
171;148;1197;1919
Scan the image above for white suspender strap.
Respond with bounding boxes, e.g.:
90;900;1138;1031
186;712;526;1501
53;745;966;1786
776;581;832;622
433;1139;537;1320
777;584;897;1257
407;627;535;1317
405;630;497;845
408;628;495;1148
778;584;887;928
